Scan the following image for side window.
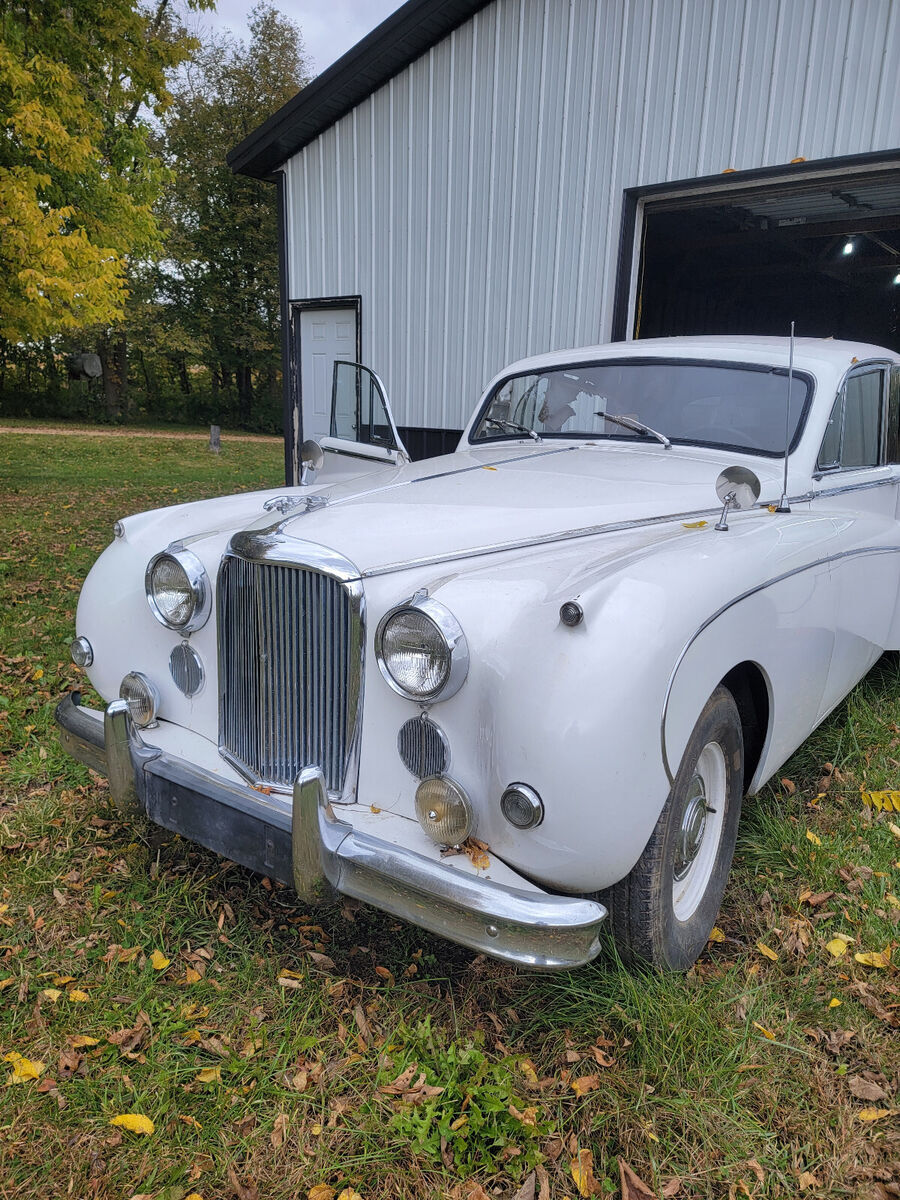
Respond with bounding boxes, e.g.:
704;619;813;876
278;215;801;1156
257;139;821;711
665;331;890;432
330;361;400;449
817;368;886;472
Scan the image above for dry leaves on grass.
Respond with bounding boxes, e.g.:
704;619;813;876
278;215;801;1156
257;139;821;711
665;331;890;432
848;1076;889;1102
854;946;893;968
570;1074;601;1096
377;1062;444;1104
619;1159;657;1200
3;1051;45;1085
109;1113;154;1135
149;949;170;971
570;1148;601;1197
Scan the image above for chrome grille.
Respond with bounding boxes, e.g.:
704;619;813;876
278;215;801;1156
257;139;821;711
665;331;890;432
218;555;358;791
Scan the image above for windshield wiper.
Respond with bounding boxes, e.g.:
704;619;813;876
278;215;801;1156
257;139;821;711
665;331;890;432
595;411;671;449
484;417;541;442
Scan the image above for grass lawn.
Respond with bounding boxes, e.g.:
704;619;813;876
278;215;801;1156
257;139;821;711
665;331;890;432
0;423;898;1200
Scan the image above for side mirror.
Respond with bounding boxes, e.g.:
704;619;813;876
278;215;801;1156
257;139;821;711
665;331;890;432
299;439;324;486
714;466;760;531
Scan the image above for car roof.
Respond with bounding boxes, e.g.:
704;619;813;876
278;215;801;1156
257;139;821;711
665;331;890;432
497;336;900;380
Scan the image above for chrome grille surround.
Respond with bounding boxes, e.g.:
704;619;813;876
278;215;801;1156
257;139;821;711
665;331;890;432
217;529;365;800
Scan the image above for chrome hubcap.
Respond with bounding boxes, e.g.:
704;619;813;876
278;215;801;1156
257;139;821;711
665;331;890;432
672;741;728;922
674;778;709;880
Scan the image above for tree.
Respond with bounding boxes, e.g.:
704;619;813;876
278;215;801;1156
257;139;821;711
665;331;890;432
0;0;211;351
158;4;309;427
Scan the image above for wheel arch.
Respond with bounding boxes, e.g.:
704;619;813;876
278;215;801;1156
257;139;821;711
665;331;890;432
719;660;771;793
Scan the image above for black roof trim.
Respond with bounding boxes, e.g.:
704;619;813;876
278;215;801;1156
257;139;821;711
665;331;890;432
228;0;490;179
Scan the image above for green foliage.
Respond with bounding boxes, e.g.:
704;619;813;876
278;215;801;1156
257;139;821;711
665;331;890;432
385;1019;550;1177
0;0;212;343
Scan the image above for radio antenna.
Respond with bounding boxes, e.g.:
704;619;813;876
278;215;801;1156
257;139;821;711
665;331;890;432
775;322;795;513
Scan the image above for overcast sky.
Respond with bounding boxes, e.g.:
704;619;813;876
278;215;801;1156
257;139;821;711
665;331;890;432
202;0;405;75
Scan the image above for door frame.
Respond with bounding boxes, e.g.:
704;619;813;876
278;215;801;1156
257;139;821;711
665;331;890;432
610;149;900;343
287;295;362;485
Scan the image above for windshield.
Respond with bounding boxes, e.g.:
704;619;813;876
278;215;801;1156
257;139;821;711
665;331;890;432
470;358;812;457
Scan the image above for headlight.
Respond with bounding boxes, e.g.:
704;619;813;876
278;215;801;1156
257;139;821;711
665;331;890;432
145;548;210;632
375;596;468;701
120;671;160;727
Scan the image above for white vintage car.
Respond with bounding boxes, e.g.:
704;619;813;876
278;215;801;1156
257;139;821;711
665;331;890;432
57;336;900;971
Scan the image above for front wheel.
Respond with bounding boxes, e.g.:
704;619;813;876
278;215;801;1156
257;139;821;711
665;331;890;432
606;685;743;971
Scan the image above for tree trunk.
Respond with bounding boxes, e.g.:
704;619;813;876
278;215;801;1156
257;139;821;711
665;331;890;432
98;332;127;421
237;363;253;426
177;352;190;396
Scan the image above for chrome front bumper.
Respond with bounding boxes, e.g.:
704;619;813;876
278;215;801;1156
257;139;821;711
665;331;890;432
55;694;606;970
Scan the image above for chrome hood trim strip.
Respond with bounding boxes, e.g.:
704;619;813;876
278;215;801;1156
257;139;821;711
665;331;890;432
360;504;731;578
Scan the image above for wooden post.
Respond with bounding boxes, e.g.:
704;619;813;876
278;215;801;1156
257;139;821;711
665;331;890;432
209;424;221;453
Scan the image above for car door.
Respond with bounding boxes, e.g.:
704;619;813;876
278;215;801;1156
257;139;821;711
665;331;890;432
322;361;410;467
815;361;900;716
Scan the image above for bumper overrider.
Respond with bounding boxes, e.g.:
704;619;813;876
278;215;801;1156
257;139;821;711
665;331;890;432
55;694;606;970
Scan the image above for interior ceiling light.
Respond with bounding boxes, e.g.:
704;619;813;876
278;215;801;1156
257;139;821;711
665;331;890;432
894;273;900;286
842;238;855;256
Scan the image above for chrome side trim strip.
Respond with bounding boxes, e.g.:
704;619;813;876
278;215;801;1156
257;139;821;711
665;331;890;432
660;544;900;784
361;504;732;577
811;472;899;499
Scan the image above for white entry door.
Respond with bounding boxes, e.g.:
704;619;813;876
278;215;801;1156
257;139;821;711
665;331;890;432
298;306;358;442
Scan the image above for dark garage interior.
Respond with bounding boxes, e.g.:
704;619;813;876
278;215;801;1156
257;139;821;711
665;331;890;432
634;169;900;353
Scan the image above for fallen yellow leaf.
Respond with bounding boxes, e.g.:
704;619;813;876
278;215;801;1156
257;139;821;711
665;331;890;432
195;1066;222;1084
308;1184;334;1199
806;830;821;846
0;978;15;991
858;1108;892;1122
40;988;62;1002
184;1194;205;1200
450;1115;468;1130
826;936;853;958
310;1123;323;1136
571;1147;600;1197
797;1171;819;1188
886;894;900;909
854;947;892;968
150;950;170;971
889;823;900;839
51;975;76;986
109;1113;154;1135
571;1074;600;1096
337;1191;363;1200
756;941;779;961
708;926;726;943
753;1022;776;1040
829;998;842;1007
69;1035;99;1048
3;1052;45;1085
184;967;202;984
67;989;89;1003
520;1059;539;1083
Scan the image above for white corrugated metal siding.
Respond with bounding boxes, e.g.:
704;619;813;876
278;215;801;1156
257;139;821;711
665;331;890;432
282;0;900;432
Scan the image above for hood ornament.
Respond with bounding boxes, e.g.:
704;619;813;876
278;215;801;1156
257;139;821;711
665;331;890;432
263;493;329;516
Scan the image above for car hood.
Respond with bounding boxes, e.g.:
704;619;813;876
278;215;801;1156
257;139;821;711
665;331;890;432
267;442;783;575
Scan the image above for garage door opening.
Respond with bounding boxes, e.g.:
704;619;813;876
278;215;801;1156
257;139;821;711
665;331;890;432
631;168;900;353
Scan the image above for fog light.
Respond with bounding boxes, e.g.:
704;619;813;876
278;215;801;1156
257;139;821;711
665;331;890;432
415;775;473;845
70;636;93;668
500;783;544;829
119;671;160;728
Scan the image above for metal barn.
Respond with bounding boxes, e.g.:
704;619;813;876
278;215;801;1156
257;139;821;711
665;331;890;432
228;0;900;482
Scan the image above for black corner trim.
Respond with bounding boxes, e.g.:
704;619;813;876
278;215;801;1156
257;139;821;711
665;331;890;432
228;0;491;179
